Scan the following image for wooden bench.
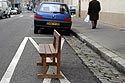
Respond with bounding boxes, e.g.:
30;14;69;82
37;30;65;78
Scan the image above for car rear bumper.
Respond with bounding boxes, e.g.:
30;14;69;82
34;19;72;30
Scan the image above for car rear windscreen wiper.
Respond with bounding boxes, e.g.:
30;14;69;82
52;11;60;13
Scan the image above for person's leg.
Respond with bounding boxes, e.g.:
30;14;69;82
94;20;97;28
91;20;97;29
91;21;95;29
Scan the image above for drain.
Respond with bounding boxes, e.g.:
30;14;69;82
120;28;125;31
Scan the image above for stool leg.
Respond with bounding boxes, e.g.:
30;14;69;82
57;54;60;75
53;57;55;63
42;56;44;64
43;55;46;75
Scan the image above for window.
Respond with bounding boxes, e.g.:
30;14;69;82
39;3;68;14
0;2;2;7
60;5;68;14
2;2;8;8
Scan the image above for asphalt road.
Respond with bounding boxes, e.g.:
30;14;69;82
0;13;33;79
0;12;101;83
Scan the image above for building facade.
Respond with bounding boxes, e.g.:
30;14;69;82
9;0;125;27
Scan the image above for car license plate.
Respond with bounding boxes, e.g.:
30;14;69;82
47;22;60;26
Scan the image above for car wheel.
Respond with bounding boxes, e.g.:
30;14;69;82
0;13;4;19
8;14;11;18
34;26;39;34
5;14;8;18
0;16;2;19
1;16;3;19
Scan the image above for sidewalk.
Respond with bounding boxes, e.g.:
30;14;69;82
71;16;125;74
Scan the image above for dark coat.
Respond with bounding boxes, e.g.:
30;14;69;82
88;0;101;21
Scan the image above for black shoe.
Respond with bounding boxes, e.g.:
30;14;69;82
92;26;96;29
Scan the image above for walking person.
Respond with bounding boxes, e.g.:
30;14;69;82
88;0;101;29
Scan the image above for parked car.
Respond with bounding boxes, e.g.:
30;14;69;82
68;5;77;15
0;0;11;18
10;7;17;14
16;7;22;14
34;2;72;34
0;1;3;18
12;3;22;14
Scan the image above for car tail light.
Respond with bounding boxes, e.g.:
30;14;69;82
35;14;42;19
64;18;71;22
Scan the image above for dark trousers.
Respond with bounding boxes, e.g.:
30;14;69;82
91;20;97;29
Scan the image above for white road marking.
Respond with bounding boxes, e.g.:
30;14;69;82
0;37;28;83
59;72;70;83
31;37;53;39
30;15;33;17
11;15;15;17
29;37;70;83
28;37;39;51
19;15;23;17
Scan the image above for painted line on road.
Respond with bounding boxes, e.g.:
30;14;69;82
31;37;53;39
19;15;23;17
29;37;39;51
30;15;33;17
29;37;70;83
11;15;15;17
0;37;28;83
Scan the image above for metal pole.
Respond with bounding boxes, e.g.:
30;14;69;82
78;0;81;17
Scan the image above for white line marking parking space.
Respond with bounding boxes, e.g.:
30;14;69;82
30;15;33;17
19;15;23;17
11;15;15;17
29;37;39;51
0;37;28;83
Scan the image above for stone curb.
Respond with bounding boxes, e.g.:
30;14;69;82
71;29;125;75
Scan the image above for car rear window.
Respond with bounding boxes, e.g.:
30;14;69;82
2;2;8;8
38;3;69;14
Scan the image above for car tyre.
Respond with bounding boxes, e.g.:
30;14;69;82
34;26;39;34
8;14;11;18
0;16;2;19
5;14;8;18
65;30;71;36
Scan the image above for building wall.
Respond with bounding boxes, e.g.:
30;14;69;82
80;0;125;28
63;0;71;4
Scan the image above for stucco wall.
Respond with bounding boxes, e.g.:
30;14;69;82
63;0;79;6
80;0;125;14
100;0;125;14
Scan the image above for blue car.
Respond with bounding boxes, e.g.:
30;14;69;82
34;2;72;34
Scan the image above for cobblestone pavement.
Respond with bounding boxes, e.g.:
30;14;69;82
65;36;125;83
